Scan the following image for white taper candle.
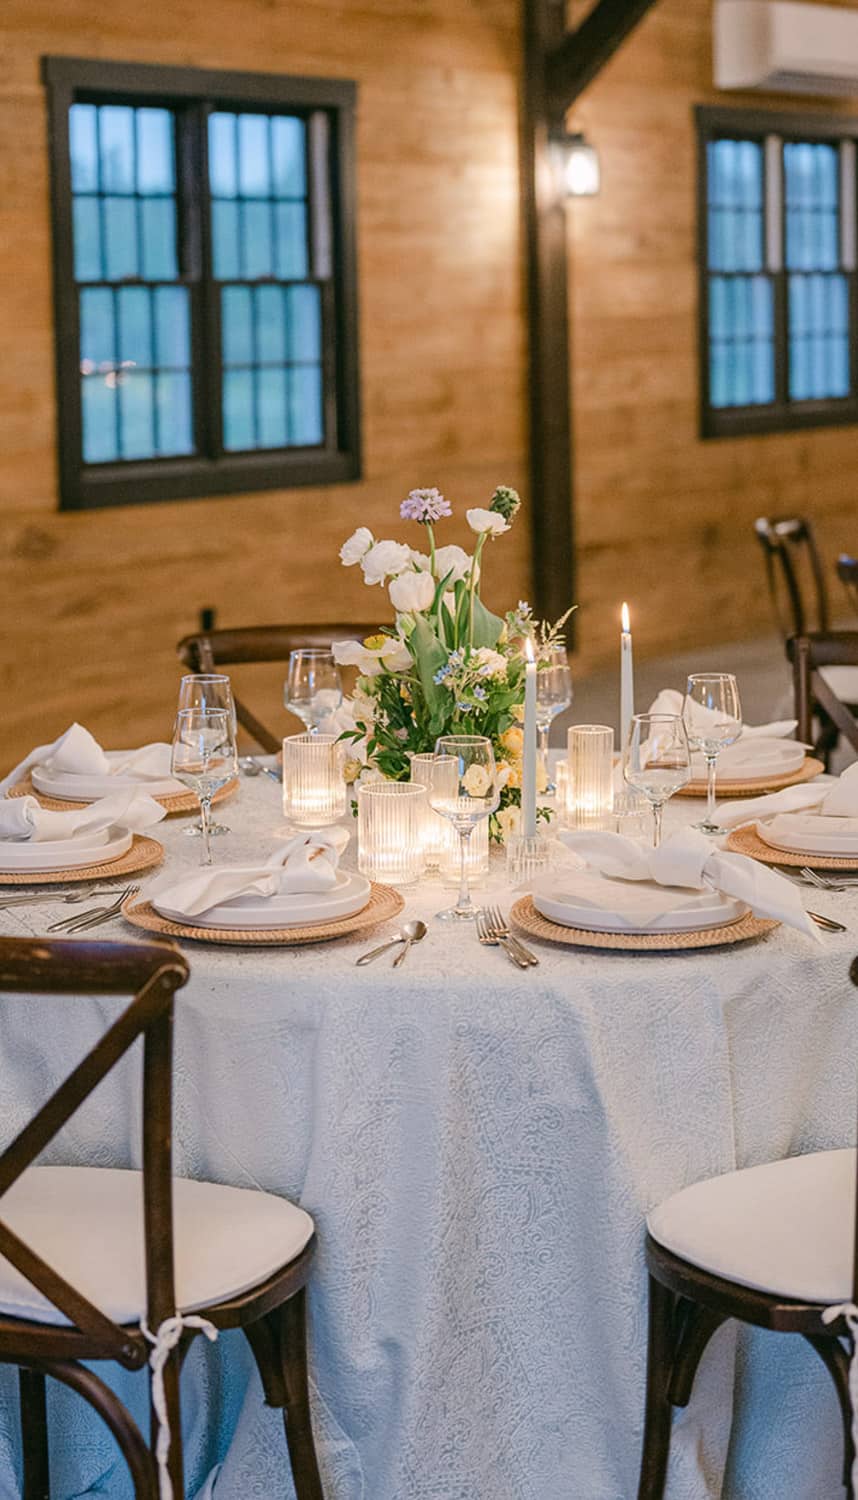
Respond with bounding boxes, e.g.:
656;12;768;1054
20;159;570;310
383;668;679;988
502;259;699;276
522;635;538;837
620;601;634;754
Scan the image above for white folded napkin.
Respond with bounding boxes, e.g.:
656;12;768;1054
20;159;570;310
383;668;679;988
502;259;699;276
0;723;173;797
690;736;805;778
648;689;797;741
540;869;718;925
0;791;167;843
147;827;351;918
557;826;819;941
718;761;858;830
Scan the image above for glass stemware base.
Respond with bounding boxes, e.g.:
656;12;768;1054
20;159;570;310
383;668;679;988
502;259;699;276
182;821;230;837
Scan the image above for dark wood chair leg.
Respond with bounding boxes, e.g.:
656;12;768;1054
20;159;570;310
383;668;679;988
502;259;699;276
636;1276;677;1500
19;1367;50;1500
804;1334;854;1495
279;1290;325;1500
38;1359;157;1499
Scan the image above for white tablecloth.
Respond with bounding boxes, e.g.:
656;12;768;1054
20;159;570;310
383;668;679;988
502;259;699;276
0;774;854;1500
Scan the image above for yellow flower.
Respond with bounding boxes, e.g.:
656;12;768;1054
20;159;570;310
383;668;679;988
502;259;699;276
500;726;524;756
363;634;388;651
343;758;363;784
511;704;525;723
505;761;522;789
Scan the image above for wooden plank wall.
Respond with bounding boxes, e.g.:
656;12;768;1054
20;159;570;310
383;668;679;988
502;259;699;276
3;0;858;760
0;0;529;759
570;0;858;667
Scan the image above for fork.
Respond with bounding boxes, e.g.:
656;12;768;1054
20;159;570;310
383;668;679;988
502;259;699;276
0;885;99;909
485;904;539;967
476;911;529;968
799;867;858;892
48;886;137;933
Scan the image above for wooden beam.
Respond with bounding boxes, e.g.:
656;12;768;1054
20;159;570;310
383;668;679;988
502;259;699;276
546;0;660;118
521;0;576;627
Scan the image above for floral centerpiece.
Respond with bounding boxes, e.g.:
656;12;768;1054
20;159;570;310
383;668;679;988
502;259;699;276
326;486;571;841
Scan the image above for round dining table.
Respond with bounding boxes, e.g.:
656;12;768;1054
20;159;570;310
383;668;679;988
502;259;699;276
0;768;854;1500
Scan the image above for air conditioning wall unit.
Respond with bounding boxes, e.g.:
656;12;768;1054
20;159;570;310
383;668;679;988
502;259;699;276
715;0;858;96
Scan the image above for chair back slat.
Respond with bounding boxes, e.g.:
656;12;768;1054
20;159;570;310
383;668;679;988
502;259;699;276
788;631;858;758
755;515;829;638
0;938;188;1361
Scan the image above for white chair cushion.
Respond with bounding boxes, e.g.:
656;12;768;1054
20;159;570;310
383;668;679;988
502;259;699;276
647;1148;856;1304
0;1166;314;1327
819;665;858;706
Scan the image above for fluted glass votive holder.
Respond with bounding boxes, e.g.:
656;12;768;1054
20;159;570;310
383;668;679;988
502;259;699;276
408;751;447;867
554;759;574;826
357;781;427;886
439;814;490;887
282;733;347;828
506;828;555;887
567;725;614;830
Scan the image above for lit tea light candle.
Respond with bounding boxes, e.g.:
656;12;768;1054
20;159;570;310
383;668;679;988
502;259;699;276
567;725;614;829
620;602;634;754
282;734;347;827
522;635;537;837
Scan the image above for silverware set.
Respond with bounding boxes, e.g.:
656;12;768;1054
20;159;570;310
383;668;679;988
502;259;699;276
476;906;539;968
47;886;139;934
356;919;427;966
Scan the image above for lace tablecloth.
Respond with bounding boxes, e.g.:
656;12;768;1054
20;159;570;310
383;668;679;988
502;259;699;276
0;774;854;1500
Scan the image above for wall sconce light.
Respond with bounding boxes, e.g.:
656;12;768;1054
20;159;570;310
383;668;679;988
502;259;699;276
559;132;601;197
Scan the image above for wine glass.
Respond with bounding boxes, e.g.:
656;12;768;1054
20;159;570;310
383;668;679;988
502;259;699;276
176;674;236;837
537;642;573;790
171;708;238;866
623;714;691;848
682;673;743;836
284;650;343;733
428;736;499;921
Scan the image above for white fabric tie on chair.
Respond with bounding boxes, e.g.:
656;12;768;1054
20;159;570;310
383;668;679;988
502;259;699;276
141;1312;219;1500
821;1301;858;1495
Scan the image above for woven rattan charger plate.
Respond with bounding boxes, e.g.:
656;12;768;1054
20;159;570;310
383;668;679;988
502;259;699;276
120;882;404;946
675;756;824;799
726;825;858;871
8;776;237;818
510;895;777;953
0;835;164;886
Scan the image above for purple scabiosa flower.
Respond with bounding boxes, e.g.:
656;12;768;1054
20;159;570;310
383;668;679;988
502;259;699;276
400;487;452;524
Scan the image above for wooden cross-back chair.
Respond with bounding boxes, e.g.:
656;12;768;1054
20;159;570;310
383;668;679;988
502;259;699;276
636;953;858;1499
754;514;830;639
177;623;376;753
838;555;858;617
789;632;858;760
0;937;323;1500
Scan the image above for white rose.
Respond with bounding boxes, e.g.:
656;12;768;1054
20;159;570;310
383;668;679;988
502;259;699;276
389;569;436;614
473;647;509;680
466;508;509;537
463;763;491;798
496;805;521;842
339;526;374;566
433;544;473;584
361;540;413;586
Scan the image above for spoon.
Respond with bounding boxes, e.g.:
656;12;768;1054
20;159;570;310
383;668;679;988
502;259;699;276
239;757;282;785
355;920;428;966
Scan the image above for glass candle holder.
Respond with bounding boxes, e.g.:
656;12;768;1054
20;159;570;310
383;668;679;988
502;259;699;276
282;733;347;828
357;781;427;886
567;725;614;830
554;759;574;826
506;828;555;887
439;815;490;887
408;752;447;867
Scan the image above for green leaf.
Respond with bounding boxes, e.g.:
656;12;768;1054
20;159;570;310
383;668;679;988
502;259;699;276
410;614;449;719
469;593;504;649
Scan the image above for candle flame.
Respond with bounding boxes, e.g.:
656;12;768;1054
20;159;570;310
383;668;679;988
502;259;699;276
525;635;536;663
621;602;630;633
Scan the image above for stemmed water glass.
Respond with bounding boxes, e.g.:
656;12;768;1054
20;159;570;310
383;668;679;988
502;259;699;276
171;708;238;866
428;736;499;921
176;674;237;837
623;714;691;847
284;650;343;733
537;642;573;789
682;673;743;836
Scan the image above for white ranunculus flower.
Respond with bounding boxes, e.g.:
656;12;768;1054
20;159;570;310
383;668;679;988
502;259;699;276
433;544;473;584
495;804;520;841
410;548;432;571
361;540;413;586
466;508;509;537
389;569;436;614
339;526;374;566
332;635;413;678
473;647;509;680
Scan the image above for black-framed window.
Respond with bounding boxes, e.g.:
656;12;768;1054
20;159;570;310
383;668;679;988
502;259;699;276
43;57;360;509
697;105;858;440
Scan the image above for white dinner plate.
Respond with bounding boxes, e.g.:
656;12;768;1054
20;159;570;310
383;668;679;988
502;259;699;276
688;739;806;785
154;869;372;930
532;873;747;935
33;751;182;802
754;815;858;858
0;825;133;873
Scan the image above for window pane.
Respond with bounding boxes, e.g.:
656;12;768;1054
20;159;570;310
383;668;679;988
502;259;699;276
103;196;138;280
208;112;238;198
785;141;840;273
286;285;321;361
708;273;774;408
272;117;306;197
222;285;254;366
154;287;191;369
238;113;271;197
155;372;194;455
223;369;256;450
288;364;323;444
256;285;286;363
257;366;288;447
136;109;175;195
70;105;99;193
99;106;135;194
789;270;850;401
275;202;308;279
242;201;273;278
117;287;153;368
140;198;177;280
212;199;240;280
81;375;118;463
119;371;155;458
80;288;115;371
706;138;763;273
73;198;103;282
